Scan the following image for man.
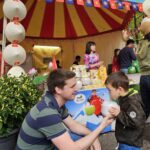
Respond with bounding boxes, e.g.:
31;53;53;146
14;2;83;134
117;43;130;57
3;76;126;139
73;55;81;65
118;39;136;73
16;69;113;150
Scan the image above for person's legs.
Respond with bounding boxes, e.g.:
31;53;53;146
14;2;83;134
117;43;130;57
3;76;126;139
140;75;150;119
118;143;141;150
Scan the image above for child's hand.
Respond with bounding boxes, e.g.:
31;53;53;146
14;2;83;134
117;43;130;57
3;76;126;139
100;115;114;128
109;106;120;117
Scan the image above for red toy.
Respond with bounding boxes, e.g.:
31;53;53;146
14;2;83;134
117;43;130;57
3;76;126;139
89;90;103;115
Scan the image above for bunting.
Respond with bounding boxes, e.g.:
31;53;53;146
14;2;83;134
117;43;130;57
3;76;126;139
85;0;93;7
77;0;84;6
138;3;143;12
118;2;123;9
109;0;117;9
56;0;64;2
132;2;138;11
123;2;131;11
45;0;143;12
102;0;109;9
46;0;53;3
66;0;74;4
93;0;101;8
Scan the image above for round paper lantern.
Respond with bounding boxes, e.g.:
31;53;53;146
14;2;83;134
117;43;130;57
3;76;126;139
101;101;119;116
7;66;26;77
140;17;150;35
5;22;25;43
143;0;150;16
3;44;26;66
3;0;27;21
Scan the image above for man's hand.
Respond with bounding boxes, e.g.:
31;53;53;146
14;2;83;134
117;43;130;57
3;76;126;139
109;106;120;117
100;115;114;129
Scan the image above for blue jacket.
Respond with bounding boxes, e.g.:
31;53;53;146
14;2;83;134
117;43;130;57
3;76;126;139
118;47;136;69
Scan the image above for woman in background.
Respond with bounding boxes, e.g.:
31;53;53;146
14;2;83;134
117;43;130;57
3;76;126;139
84;41;103;70
112;48;120;72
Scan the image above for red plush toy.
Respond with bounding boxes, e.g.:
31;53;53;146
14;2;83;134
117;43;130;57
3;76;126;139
89;90;103;115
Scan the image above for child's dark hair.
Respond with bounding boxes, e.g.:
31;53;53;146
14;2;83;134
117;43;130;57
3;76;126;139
105;72;129;91
85;41;96;54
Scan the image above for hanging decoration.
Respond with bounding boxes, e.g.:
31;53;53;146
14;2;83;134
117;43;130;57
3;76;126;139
85;0;93;7
143;0;150;16
3;0;27;21
45;0;143;12
3;44;26;66
5;22;25;43
3;0;27;77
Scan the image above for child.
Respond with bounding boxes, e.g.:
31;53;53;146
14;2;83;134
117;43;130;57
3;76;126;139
105;72;146;150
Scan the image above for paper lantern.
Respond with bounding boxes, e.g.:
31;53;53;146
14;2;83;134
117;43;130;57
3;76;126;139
3;44;26;66
101;101;119;116
140;17;150;35
3;0;27;21
143;0;150;16
7;66;26;77
5;22;25;43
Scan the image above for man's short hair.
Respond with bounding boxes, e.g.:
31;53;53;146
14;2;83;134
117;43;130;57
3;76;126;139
126;39;134;46
47;69;76;94
105;72;129;91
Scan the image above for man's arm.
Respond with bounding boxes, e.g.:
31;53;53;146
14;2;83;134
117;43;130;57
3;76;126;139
63;115;91;135
63;116;101;150
51;116;113;150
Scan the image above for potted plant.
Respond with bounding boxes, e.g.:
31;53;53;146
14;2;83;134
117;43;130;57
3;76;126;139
0;75;42;150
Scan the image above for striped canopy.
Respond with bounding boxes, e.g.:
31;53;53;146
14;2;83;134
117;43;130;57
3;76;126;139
0;0;134;39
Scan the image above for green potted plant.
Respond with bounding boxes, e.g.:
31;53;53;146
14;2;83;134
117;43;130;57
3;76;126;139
0;75;42;150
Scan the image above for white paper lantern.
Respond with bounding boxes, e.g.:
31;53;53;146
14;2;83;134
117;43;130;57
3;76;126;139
5;22;25;43
141;17;150;24
143;0;150;16
3;44;26;66
3;0;27;21
101;101;119;116
7;66;25;77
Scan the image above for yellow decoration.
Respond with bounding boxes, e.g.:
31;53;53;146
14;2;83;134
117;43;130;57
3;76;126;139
33;45;61;56
97;66;107;85
32;45;61;70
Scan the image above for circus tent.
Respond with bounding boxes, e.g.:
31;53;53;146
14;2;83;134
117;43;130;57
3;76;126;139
0;0;135;69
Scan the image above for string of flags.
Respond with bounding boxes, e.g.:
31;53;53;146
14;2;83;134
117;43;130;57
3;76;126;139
45;0;143;12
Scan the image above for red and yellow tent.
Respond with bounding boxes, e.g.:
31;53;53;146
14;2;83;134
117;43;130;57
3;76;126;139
0;0;133;39
0;0;135;69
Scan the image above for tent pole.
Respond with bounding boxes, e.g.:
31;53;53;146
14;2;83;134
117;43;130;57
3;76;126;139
1;2;7;77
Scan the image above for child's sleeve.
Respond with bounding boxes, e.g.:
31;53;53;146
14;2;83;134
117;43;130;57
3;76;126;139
117;97;145;128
